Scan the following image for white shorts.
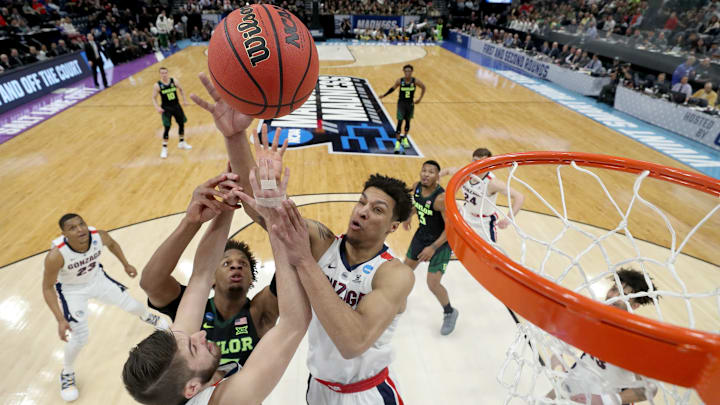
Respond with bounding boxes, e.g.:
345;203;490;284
464;212;498;243
55;266;138;326
306;368;404;405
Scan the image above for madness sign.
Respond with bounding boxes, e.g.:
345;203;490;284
260;75;421;156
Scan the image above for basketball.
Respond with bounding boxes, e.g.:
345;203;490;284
207;5;319;119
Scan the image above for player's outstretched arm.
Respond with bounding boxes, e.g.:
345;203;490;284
140;173;242;308
380;78;401;99
98;230;137;278
213;201;311;405
172;174;243;334
487;178;524;228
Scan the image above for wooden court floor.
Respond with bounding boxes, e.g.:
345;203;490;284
0;44;717;404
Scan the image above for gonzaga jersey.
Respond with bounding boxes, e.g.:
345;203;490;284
562;352;638;398
52;227;103;285
462;172;497;217
307;236;400;383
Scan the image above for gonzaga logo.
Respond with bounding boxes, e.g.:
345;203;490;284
237;6;270;66
260;75;422;157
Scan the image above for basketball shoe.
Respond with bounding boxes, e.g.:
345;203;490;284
60;370;79;402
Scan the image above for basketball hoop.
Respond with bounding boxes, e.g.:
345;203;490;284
445;152;720;404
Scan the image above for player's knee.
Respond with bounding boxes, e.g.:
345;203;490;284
426;274;441;289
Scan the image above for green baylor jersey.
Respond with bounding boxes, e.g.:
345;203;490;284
158;78;180;108
412;183;445;241
398;77;416;103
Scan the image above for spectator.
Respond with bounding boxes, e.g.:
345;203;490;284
601;15;616;33
695;58;713;83
654;31;668;50
565;48;583;66
671;76;693;103
156;9;172;50
672;56;696;85
57;39;70;55
24;46;39;64
107;37;126;64
585;21;598;39
0;54;11;70
598;70;620;105
691;82;717;106
652;72;671;95
584;53;604;74
520;34;533;51
664;11;679;31
37;44;49;61
190;26;202;42
548;41;560;59
9;48;23;68
539;41;550;55
557;44;571;63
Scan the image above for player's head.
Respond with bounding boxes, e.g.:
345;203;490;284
214;240;257;298
59;213;89;245
159;66;169;81
123;329;220;404
472;148;492;161
403;64;413;77
606;267;655;311
87;33;94;41
420;160;441;188
347;174;412;246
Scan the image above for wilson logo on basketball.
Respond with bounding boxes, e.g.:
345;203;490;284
237;6;270;67
275;7;300;49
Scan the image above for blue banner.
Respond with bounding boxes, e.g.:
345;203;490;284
352;15;402;30
0;51;91;114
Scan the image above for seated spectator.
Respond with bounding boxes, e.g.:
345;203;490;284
539;41;550;55
601;15;615;33
565;48;583;67
652;73;671;95
692;38;709;56
691;82;717;107
24;46;39;64
695;58;713;83
548;41;560;59
37;45;49;61
57;39;70;55
653;31;668;50
671;76;693;103
672;56;696;85
598;70;620;105
9;48;23;68
557;44;571;63
585;21;598;39
190;25;202;42
0;54;11;70
107;37;126;64
520;34;533;51
584;53;604;74
669;35;686;54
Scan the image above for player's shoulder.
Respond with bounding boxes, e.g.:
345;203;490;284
45;246;64;267
376;258;414;287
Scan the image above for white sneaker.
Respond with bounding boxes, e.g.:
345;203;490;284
143;313;170;330
160;148;167;159
178;141;192;150
60;370;79;402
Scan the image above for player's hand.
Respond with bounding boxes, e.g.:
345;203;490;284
414;98;421;104
156;107;164;114
186;173;242;223
235;160;290;223
58;319;72;342
125;265;138;278
270;200;313;266
497;218;510;229
253;124;288;183
191;72;253;138
402;220;412;231
417;246;436;262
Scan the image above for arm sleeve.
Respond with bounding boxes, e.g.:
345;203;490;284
147;284;187;321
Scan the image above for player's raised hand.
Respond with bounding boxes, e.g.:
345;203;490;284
58;319;72;342
253;124;288;183
270;200;313;265
190;72;253;138
186;173;242;223
235;159;290;222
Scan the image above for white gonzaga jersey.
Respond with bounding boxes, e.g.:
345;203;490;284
52;227;103;285
186;386;216;405
562;352;638;400
461;172;497;218
308;236;401;384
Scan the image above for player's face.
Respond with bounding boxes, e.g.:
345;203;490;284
606;283;639;311
61;217;90;245
214;249;253;296
174;330;220;384
346;187;399;244
159;69;169;81
420;164;440;187
403;67;412;78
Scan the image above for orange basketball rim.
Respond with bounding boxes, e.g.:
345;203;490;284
444;151;720;403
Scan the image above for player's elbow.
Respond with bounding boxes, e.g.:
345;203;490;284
138;271;156;293
338;334;372;359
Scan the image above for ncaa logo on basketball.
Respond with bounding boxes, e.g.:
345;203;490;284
274;7;300;49
261;75;422;157
236;6;270;67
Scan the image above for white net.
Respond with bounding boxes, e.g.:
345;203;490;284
458;160;720;405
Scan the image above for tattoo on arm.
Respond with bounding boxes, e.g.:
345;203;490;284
307;219;334;241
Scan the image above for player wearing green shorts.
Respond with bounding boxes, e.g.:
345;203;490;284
402;160;459;335
152;67;191;159
379;64;426;155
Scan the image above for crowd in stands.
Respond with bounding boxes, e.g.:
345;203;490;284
320;0;432;16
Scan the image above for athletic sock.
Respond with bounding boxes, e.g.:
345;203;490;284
443;303;453;314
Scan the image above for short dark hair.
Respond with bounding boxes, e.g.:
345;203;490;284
159;66;168;71
122;330;192;405
403;64;413;71
363;174;412;222
224;239;257;281
615;267;655;306
472;148;492;159
59;213;81;230
423;160;441;172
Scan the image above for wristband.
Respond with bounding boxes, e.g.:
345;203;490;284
260;179;277;190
